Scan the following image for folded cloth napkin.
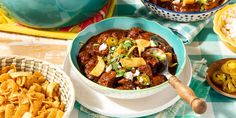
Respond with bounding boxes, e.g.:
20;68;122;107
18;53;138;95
74;58;211;118
133;7;211;44
0;0;116;40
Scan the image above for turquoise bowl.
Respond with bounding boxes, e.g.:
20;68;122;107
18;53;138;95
1;0;107;28
69;17;186;99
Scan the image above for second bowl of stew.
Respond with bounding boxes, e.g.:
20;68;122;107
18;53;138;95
141;0;230;22
69;17;186;99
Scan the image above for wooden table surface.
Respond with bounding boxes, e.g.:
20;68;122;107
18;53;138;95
0;32;72;65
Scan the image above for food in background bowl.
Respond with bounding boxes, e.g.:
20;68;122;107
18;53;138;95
77;27;178;90
141;0;230;22
214;3;236;52
149;0;225;12
70;17;186;99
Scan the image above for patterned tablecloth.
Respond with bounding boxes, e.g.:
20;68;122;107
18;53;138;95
71;0;236;117
0;0;236;118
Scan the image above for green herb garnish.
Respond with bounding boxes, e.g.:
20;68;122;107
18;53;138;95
122;40;133;50
116;69;125;77
112;62;119;70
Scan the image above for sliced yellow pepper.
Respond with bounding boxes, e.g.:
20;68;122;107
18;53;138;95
221;60;236;75
212;71;229;86
223;79;236;93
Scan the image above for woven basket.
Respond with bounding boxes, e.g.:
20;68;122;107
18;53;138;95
0;56;75;118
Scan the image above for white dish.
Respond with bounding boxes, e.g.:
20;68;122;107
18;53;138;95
63;55;192;117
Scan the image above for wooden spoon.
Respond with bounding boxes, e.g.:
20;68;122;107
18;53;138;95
146;48;207;114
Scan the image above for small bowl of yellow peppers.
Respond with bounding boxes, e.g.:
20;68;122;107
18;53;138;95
207;58;236;98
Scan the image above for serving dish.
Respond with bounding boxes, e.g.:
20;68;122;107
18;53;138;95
0;0;108;28
69;17;186;99
141;0;230;22
214;3;236;53
0;56;75;117
206;58;236;98
64;54;192;117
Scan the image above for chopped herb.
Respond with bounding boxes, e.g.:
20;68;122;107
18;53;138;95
122;40;133;50
118;54;126;58
126;67;132;71
116;69;125;77
200;6;205;12
109;48;115;54
137;74;151;86
110;57;118;63
112;62;119;70
154;41;159;47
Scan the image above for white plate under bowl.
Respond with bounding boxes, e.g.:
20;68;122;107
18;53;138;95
63;55;192;117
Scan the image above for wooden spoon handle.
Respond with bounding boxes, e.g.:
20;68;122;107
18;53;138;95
168;75;207;114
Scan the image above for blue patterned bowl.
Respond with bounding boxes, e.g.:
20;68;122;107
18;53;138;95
69;17;186;99
141;0;230;22
1;0;107;28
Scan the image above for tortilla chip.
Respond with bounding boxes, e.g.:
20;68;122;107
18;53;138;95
9;72;32;79
41;81;49;94
127;46;137;56
0;73;11;83
28;92;45;116
0;96;5;105
1;65;16;74
136;39;150;56
29;83;42;93
0;79;18;95
24;75;37;89
37;76;46;83
59;103;65;111
16;76;27;87
46;82;60;98
0;65;64;117
52;101;60;108
30;100;43;116
0;106;4;118
22;112;33;118
8;92;19;104
120;57;146;68
36;110;49;118
14;103;30;118
56;110;64;118
33;71;46;83
5;104;15;118
47;108;58;118
89;56;105;77
19;91;29;105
